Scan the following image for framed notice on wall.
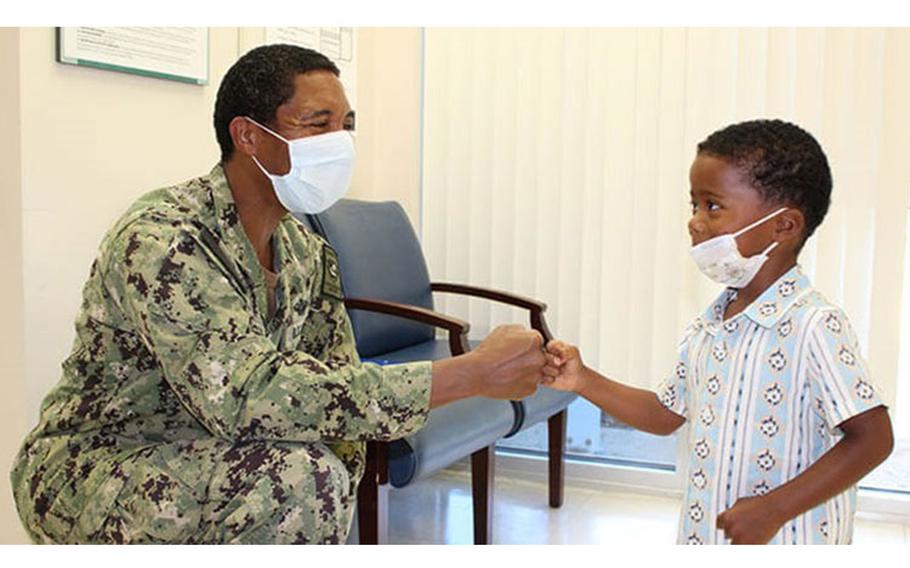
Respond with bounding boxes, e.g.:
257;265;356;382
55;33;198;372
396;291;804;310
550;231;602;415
264;27;357;108
56;27;209;85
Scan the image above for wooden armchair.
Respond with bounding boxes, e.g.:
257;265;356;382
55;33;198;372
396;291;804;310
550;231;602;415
296;200;577;544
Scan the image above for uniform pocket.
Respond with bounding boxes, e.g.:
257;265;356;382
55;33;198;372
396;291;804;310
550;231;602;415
67;458;134;543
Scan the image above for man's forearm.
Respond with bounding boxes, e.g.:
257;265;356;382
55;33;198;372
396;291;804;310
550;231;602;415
429;354;486;409
577;368;685;436
764;406;893;525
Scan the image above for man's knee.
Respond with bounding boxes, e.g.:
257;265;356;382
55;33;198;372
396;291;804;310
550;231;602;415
84;440;221;544
205;441;355;544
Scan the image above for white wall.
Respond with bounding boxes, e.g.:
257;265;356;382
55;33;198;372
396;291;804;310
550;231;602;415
0;27;30;546
18;26;239;425
349;28;423;227
1;26;422;544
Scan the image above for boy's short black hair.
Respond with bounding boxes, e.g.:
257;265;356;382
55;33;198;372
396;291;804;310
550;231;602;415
697;119;832;248
214;44;340;162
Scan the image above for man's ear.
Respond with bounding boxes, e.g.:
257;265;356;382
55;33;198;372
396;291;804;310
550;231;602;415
775;208;805;245
229;116;258;158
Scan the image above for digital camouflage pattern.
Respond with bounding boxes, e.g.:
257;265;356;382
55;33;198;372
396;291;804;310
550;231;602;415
10;165;432;544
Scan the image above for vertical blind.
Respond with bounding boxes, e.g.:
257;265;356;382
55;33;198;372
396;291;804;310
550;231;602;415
421;28;910;410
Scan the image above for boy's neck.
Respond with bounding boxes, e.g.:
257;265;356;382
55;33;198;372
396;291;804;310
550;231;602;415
723;255;799;321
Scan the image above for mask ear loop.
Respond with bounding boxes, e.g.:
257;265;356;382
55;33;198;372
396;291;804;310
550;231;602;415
732;207;789;238
760;241;780;256
246;116;292;177
245;116;291;144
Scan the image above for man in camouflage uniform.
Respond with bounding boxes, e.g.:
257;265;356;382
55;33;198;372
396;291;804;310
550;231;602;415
10;45;547;544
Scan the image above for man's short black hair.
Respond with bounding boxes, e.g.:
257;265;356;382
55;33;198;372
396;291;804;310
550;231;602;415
697;119;833;248
214;44;340;162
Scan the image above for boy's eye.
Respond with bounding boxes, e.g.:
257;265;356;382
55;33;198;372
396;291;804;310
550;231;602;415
707;201;720;211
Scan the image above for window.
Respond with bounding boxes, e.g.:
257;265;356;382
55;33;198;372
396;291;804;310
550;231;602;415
859;210;910;494
500;399;677;471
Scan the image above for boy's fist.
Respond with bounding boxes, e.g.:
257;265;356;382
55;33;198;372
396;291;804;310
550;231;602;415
541;340;588;393
716;495;785;544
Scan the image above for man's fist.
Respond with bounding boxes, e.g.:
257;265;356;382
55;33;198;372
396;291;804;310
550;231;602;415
471;325;546;399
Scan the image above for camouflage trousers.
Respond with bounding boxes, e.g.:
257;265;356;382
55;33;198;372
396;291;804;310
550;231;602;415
21;438;357;544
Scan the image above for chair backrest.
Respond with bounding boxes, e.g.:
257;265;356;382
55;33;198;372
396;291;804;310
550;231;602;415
304;199;435;358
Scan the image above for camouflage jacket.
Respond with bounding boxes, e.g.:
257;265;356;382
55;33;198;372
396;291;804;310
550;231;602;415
11;165;432;538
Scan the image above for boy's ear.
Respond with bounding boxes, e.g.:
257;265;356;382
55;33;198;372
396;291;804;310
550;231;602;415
775;208;805;244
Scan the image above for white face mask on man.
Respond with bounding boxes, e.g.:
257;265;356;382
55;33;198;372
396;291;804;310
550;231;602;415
246;116;355;214
689;207;788;289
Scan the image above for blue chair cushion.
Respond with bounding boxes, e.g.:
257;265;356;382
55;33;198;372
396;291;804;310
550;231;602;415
517;388;578;432
362;338;479;366
366;339;516;488
388;397;515;488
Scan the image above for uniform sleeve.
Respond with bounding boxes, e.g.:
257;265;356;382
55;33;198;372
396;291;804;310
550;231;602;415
653;323;697;420
807;308;885;432
103;221;432;444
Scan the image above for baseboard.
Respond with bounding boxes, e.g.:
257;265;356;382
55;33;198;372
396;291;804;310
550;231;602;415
493;449;683;499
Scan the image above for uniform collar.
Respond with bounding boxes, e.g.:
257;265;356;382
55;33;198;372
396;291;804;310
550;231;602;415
203;165;270;313
699;265;812;331
205;164;300;314
207;163;295;254
208;164;241;238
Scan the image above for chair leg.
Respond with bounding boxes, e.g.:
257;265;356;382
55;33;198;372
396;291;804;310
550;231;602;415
471;444;495;545
548;410;567;508
357;446;389;544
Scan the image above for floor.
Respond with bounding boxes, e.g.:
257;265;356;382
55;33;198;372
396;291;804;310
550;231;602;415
385;468;910;545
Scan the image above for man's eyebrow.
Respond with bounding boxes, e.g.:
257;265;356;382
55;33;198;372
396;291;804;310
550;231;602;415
301;109;332;120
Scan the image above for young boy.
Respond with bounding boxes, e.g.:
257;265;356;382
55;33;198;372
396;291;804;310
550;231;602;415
542;119;894;545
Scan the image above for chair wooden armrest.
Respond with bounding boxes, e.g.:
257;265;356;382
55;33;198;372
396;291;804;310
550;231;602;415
430;282;553;342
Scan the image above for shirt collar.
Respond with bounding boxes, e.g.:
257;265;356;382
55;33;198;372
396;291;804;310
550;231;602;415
205;164;267;292
208;164;241;238
699;265;813;330
206;163;298;281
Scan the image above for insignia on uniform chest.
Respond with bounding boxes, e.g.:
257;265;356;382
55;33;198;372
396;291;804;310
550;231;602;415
321;244;344;301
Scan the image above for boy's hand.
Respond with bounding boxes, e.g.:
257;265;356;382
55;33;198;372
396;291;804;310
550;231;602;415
716;495;786;544
541;340;589;393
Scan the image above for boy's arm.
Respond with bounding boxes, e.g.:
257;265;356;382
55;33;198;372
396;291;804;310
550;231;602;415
543;341;686;436
717;405;893;544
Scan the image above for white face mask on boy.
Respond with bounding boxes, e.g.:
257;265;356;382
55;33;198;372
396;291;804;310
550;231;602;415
246;116;355;214
689;207;788;288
